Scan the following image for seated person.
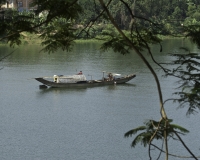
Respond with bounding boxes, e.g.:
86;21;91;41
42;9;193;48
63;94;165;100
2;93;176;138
77;71;83;75
107;73;113;81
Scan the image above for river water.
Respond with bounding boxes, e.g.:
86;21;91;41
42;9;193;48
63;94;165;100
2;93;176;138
0;39;199;160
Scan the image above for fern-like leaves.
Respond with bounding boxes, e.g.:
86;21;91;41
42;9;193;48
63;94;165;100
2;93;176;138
124;119;189;148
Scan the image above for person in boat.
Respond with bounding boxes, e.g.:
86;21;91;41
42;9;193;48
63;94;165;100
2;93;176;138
108;73;113;81
77;71;83;75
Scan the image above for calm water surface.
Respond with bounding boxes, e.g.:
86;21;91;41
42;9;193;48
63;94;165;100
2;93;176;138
0;39;199;160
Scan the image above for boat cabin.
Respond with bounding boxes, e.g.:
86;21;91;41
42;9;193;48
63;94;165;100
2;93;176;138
53;75;87;83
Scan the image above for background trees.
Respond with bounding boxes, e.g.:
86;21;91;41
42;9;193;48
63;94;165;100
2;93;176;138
0;0;7;8
1;0;200;41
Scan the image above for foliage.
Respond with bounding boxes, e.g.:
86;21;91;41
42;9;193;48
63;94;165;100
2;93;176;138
0;0;83;52
162;25;200;116
1;0;200;48
185;25;200;47
99;25;162;54
165;49;200;115
0;0;6;7
124;119;189;148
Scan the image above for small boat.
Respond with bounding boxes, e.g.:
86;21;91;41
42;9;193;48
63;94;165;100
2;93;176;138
35;72;136;88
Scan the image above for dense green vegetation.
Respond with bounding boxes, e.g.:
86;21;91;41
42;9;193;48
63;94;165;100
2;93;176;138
1;0;200;159
1;0;200;40
77;0;200;37
0;0;6;7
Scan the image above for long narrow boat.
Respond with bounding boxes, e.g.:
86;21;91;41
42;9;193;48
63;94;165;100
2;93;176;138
35;72;136;88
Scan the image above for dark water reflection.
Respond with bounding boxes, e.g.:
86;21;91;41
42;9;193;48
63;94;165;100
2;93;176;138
0;40;199;160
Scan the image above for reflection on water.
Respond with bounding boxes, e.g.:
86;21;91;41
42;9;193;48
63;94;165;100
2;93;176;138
38;86;88;94
37;83;136;95
0;40;199;160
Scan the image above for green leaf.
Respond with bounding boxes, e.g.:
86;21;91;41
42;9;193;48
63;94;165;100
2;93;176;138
170;124;189;133
124;126;146;138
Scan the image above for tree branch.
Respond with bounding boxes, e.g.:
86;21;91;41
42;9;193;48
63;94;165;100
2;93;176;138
151;143;200;159
0;50;15;62
174;131;198;160
98;1;169;159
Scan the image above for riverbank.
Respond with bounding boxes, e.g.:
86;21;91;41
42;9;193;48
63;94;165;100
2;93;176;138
0;32;184;46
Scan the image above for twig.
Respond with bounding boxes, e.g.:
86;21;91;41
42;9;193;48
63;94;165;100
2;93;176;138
151;143;200;158
0;50;15;62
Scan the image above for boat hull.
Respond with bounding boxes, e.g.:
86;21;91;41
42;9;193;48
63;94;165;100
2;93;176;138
35;74;136;88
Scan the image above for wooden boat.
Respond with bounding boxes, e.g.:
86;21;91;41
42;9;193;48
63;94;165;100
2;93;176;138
35;72;136;88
